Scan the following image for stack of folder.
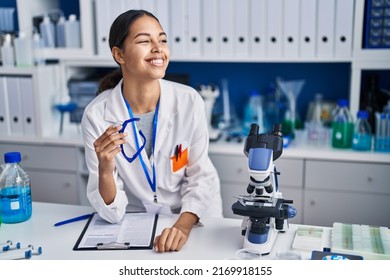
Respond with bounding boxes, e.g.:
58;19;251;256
0;76;36;137
363;0;390;49
94;0;356;59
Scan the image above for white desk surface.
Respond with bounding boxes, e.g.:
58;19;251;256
0;202;331;260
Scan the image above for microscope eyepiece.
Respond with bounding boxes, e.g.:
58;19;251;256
249;123;259;136
272;124;282;137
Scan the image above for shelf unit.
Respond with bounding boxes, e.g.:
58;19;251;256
1;0;390;208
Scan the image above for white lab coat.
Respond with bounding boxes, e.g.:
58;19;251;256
81;78;223;223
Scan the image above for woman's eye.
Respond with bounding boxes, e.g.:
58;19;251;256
160;39;168;44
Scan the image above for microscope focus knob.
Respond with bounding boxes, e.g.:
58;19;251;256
255;188;263;195
247;184;255;194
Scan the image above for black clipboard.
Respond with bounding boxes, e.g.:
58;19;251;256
73;212;158;250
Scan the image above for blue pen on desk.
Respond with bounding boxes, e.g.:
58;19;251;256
54;214;92;227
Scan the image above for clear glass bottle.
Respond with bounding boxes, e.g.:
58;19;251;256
0;152;32;223
331;99;354;149
352;110;372;151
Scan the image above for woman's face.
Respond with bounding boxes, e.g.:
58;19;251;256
117;15;170;82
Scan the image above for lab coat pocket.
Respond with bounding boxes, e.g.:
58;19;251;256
170;147;188;172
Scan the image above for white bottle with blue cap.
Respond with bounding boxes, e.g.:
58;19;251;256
0;152;32;223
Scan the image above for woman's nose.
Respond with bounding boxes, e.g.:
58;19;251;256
151;42;162;53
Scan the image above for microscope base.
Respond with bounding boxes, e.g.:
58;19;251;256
243;225;279;256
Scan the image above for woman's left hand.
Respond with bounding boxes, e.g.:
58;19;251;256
153;212;198;252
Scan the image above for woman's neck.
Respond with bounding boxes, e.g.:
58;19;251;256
122;79;160;114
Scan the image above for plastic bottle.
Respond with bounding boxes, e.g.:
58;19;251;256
32;32;45;65
1;34;15;66
0;152;32;223
65;14;81;48
39;15;55;48
243;91;264;135
55;15;66;48
14;32;34;67
352;110;372;151
331;99;354;149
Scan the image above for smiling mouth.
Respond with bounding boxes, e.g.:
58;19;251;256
147;58;164;66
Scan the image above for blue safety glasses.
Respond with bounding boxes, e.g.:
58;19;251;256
119;117;146;163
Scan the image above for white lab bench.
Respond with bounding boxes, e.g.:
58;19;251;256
0;202;331;260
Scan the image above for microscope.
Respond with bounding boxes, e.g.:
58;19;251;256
232;123;297;255
198;84;222;141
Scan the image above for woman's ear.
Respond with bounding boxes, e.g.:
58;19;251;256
112;47;125;64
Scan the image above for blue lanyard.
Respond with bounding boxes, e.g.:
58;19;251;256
122;93;159;202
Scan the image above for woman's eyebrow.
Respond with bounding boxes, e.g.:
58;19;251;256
134;32;167;39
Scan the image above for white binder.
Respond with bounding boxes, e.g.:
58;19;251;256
218;0;234;57
299;0;317;58
316;0;336;58
95;0;112;58
170;0;187;58
6;77;23;135
334;0;354;58
202;0;218;57
283;0;299;58
139;0;155;14
234;0;250;57
155;0;170;46
188;0;202;57
122;0;141;10
266;0;283;57
19;77;36;136
250;0;266;58
0;76;10;136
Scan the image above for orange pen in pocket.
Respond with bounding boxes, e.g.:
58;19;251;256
170;145;188;172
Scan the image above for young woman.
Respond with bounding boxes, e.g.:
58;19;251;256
81;10;222;252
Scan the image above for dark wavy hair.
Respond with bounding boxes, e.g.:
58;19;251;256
97;10;160;94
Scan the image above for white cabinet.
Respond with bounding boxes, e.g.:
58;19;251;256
303;160;390;227
209;153;304;224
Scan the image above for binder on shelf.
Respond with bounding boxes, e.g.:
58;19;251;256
249;0;266;58
202;0;218;57
316;0;336;58
139;0;156;14
95;0;112;58
218;0;234;57
187;0;202;57
19;77;36;136
283;0;299;58
155;0;170;48
121;0;141;10
6;77;23;135
334;0;354;57
299;0;317;58
169;0;187;58
0;77;10;136
234;0;250;57
266;0;283;57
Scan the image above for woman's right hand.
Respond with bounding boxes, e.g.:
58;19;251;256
93;125;128;175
